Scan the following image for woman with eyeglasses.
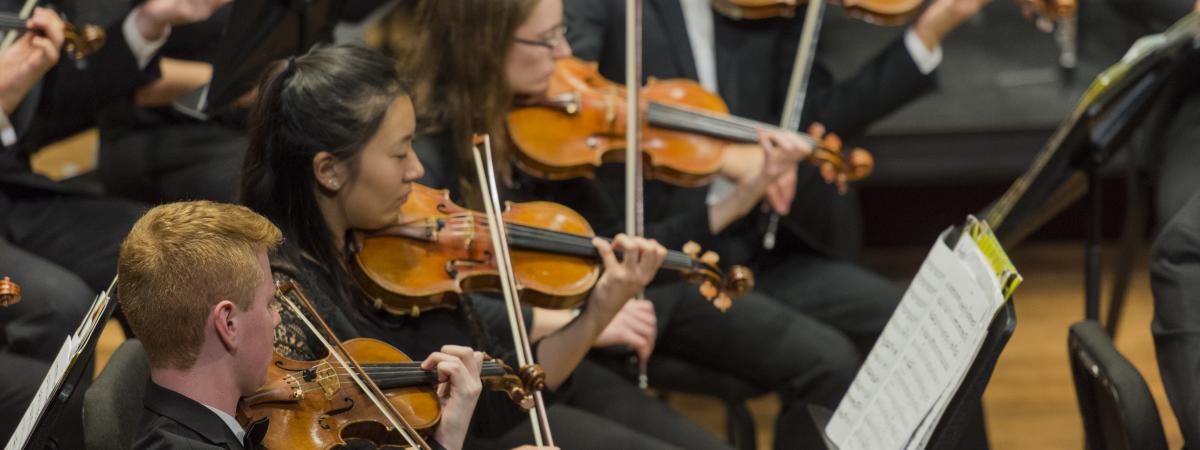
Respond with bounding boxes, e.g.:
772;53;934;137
378;0;875;448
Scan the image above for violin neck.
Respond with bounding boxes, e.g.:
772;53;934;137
362;361;508;390
646;101;819;148
0;13;28;32
503;222;697;273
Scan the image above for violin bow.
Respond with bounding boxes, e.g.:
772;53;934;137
763;0;827;251
624;0;652;391
0;0;38;52
470;134;555;447
275;281;433;450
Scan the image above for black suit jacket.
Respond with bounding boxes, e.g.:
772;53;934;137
565;0;936;259
0;10;161;195
134;382;246;450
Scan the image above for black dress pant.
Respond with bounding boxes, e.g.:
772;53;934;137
99;122;246;204
642;280;862;450
1;191;144;292
754;249;903;354
477;359;731;449
1154;92;1200;226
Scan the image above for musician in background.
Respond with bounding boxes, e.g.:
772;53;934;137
0;0;231;326
0;7;86;443
564;0;990;360
1145;2;1200;447
96;3;246;204
0;0;230;442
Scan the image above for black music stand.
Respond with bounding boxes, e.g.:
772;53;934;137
19;294;117;450
174;0;343;119
984;36;1198;329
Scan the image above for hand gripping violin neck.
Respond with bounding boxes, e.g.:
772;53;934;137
0;11;105;59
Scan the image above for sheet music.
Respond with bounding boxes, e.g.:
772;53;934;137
826;227;1010;450
4;285;112;450
4;335;79;450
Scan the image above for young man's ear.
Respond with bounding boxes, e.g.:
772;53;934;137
212;300;239;351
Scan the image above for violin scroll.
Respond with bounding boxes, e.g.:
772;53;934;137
681;241;754;312
710;0;924;25
1017;0;1076;22
805;123;875;194
480;354;546;411
62;22;106;60
0;276;20;308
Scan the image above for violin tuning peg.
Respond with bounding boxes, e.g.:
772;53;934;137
819;163;837;184
825;133;843;151
699;280;718;300
807;122;826;139
714;294;733;312
682;241;701;258
700;251;719;265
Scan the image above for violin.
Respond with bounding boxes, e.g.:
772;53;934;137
0;12;106;60
710;0;1078;27
709;0;923;25
238;282;545;449
507;57;874;190
0;276;20;307
1017;0;1076;21
239;338;542;449
349;183;754;315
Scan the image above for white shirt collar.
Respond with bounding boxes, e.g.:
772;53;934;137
678;0;719;93
200;403;246;443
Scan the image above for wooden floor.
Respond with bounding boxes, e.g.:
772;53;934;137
93;240;1181;449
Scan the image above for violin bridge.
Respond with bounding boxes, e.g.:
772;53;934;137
316;364;339;400
428;217;442;241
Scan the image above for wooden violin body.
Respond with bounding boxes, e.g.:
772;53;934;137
508;57;727;187
239;338;541;449
710;0;924;25
352;183;601;314
1017;0;1076;21
508;57;874;190
351;184;753;315
240;338;440;449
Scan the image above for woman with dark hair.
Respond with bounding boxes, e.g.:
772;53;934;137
378;0;872;448
240;44;699;449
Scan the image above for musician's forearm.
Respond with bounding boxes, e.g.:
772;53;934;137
709;178;768;234
134;58;212;107
535;304;613;389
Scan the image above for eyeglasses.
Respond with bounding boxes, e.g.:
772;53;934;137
515;24;568;50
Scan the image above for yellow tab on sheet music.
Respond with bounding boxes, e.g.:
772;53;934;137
963;215;1022;301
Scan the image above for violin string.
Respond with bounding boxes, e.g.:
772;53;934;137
434;216;696;270
275;292;425;449
651;102;825;149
